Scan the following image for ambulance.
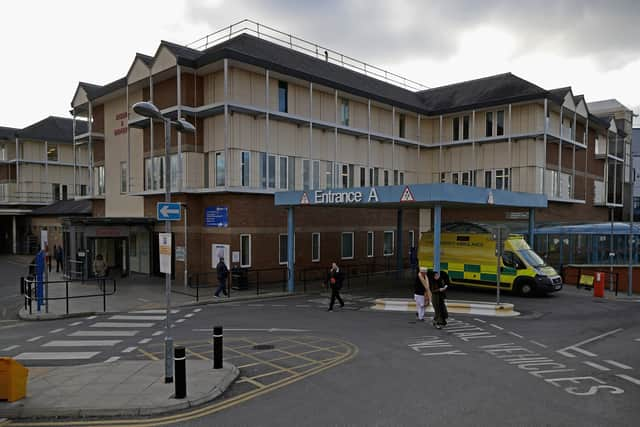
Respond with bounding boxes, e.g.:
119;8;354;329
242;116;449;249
418;222;563;295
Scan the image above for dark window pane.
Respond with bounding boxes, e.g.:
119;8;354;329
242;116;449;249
278;81;288;113
486;112;493;137
497;110;504;136
463;116;469;139
453;117;459;141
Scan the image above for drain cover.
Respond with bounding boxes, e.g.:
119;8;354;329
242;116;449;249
253;344;275;350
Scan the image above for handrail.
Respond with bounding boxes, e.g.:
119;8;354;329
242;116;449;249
185;19;429;92
23;277;116;315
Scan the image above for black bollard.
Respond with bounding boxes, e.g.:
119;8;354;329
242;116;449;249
174;346;186;399
213;326;223;369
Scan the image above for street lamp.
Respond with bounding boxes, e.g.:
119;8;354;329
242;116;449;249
132;101;196;383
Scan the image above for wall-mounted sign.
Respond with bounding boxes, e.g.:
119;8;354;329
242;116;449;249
114;112;128;136
311;187;379;205
506;211;530;220
205;207;228;227
175;246;185;262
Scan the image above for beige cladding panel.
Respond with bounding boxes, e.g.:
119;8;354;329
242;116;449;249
21;141;44;162
54;144;74;163
313;128;333;161
336;134;361;164
404;115;418;141
269;79;279;111
128;58;150;85
351;100;367;130
72;87;88;109
250;73;266;109
291;83;310;117
371;106;392;135
151;46;177;75
202;71;224;104
313;90;335;123
203;116;225;152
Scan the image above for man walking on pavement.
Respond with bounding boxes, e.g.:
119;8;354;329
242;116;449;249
327;262;344;311
215;257;229;298
429;270;448;329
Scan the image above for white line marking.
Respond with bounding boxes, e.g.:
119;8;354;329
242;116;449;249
193;308;202;313
69;330;139;337
296;305;311;308
152;331;164;336
69;321;82;327
86;315;97;320
490;324;504;330
121;346;137;353
91;322;154;328
558;347;598;358
130;309;179;314
616;374;640;385
110;315;165;321
272;304;287;307
104;356;120;363
557;328;623;358
1;345;19;351
49;328;65;334
138;338;151;344
192;328;311;333
605;360;633;370
27;336;43;342
43;340;122;347
15;352;100;360
474;318;487;324
583;361;611;371
248;304;264;307
635;338;640;342
184;313;194;318
509;331;524;339
176;319;186;323
529;340;548;348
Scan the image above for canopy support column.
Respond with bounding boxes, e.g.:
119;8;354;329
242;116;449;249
396;209;403;276
433;205;441;272
528;208;536;250
287;207;295;293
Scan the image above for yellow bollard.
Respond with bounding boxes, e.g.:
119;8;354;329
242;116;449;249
0;357;29;402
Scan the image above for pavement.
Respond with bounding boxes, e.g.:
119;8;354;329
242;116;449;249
0;360;238;419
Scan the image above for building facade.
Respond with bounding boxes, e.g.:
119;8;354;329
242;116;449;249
68;24;631;278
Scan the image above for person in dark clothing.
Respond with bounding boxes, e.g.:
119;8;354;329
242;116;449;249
215;257;229;297
327;262;344;311
55;246;64;273
429;270;448;329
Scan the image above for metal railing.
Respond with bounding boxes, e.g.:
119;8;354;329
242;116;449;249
186;19;429;92
21;276;116;315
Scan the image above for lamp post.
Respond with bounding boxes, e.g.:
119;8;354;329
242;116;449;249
132;101;195;383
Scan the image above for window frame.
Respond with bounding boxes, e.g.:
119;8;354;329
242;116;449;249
462;115;470;140
399;114;406;138
452;117;460;141
120;161;127;194
215;151;225;187
241;151;251;187
240;234;252;268
279;155;288;190
278;81;288;113
47;144;58;162
278;233;288;265
485;111;493;137
497;110;505;136
341;231;354;260
311;232;320;262
383;230;394;256
340;98;350;126
367;231;374;257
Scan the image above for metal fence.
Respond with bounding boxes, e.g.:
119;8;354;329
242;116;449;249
22;276;116;315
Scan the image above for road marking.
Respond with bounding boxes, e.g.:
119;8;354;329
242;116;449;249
130;309;179;314
69;330;139;337
557;328;623;358
193;308;202;312
583;361;611;371
137;347;159;361
192;328;311;333
635;338;640;342
27;336;43;342
248;304;264;307
296;305;311;308
184;313;194;318
176;318;186;323
509;331;524;339
91;322;154;328
616;374;640;386
69;321;82;326
138;338;151;344
14;351;100;360
1;345;19;351
272;304;287;307
122;346;137;353
474;318;487;323
42;340;121;347
152;331;164;336
104;356;120;363
86;315;97;320
490;324;504;330
605;360;632;370
109;315;166;321
49;328;65;334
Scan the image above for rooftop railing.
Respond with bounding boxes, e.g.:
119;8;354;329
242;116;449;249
186;19;429;92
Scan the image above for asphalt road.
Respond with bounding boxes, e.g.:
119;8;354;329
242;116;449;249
0;255;31;321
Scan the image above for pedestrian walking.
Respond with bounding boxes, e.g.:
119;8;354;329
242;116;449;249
327;262;344;311
215;257;229;297
93;254;107;291
415;267;431;322
55;246;63;273
46;244;52;273
429;270;448;329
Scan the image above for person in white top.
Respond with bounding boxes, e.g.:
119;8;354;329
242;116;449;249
415;268;432;321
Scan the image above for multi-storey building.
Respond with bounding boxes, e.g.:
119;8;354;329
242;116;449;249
0;117;88;253
633;128;639;221
67;22;630;278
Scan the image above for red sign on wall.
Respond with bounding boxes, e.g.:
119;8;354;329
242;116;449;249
114;112;128;136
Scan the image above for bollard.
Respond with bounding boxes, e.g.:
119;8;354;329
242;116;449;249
213;326;223;369
174;346;186;399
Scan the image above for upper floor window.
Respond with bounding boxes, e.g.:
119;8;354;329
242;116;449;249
452;117;460;141
278;81;288;113
120;161;127;194
0;144;6;161
215;151;225;187
485;112;493;137
47;144;58;162
399;114;406;138
463;115;470;140
340;98;350;126
496;110;505;136
241;151;250;187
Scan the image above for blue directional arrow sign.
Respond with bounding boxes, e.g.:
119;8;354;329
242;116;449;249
157;202;182;221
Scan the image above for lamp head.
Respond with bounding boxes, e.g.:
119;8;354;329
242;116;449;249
132;101;162;120
172;118;196;134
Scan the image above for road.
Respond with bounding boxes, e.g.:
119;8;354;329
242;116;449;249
0;255;31;321
1;285;639;426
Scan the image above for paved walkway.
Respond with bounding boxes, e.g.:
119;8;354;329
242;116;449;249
0;360;238;419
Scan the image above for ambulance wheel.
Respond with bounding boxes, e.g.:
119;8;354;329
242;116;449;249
515;278;536;296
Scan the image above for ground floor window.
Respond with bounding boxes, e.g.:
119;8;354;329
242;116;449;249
367;231;374;257
341;232;354;259
279;234;288;265
312;232;320;262
409;230;415;249
240;234;251;267
383;231;394;256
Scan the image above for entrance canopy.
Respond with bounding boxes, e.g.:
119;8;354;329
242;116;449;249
275;183;548;292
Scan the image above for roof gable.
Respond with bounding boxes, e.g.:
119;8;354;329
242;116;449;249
151;44;178;75
127;54;151;85
16;116;86;142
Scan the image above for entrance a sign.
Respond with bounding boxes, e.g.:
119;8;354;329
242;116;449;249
159;233;172;274
157;203;181;221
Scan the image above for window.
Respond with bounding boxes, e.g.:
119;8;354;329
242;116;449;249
303;159;310;190
409;230;415;249
241;151;250;187
399;172;404;185
383;231;394;256
77;184;87;196
452;172;459;185
52;183;60;200
288;156;295;190
399;114;406;138
268;154;276;189
497;110;505;136
495;169;504;190
384;170;389;186
47;144;58;162
373;167;379;186
341;164;349;188
259;152;267;188
504;168;510;191
360;167;366;187
348;164;354;188
462;171;470;186
341;232;354;259
120;161;127;194
215;152;225;187
96;166;105;195
278;81;288;113
312;232;320;262
485;112;493;137
279;234;288;265
485;170;492;188
169;154;179;191
0;144;6;161
312;160;320;189
240;234;251;267
463;115;470;140
453;117;460;141
394;170;399;185
367;231;374;257
440;172;447;183
326;161;334;189
279;156;288;190
340;98;349;126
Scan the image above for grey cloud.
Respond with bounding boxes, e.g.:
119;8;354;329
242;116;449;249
184;0;640;70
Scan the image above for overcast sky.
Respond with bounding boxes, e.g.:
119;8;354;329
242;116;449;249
2;0;639;128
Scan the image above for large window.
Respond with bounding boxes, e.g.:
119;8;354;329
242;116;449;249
313;160;320;189
279;156;288;190
326;161;334;189
241;151;250;187
367;231;374;257
485;112;493;137
303;159;310;190
0;144;6;161
47;144;58;162
278;81;288;113
215;151;225;187
240;234;251;267
279;234;288;265
120;161;127;193
340;98;349;126
260;152;267;188
341;232;354;260
96;166;105;195
288;156;295;190
384;170;389;186
497;110;505;136
399;114;406;138
453;117;460;141
52;183;61;201
312;232;320;262
360;167;366;187
268;154;276;189
341;164;349;188
383;231;394;256
463;115;470;140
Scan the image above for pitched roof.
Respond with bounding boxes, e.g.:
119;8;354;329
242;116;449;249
31;199;92;216
16;116;87;143
417;73;548;115
0;126;18;141
588;99;631;114
137;53;154;66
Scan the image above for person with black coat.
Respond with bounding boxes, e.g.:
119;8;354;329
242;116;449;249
327;262;344;311
429;270;449;329
215;257;229;297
